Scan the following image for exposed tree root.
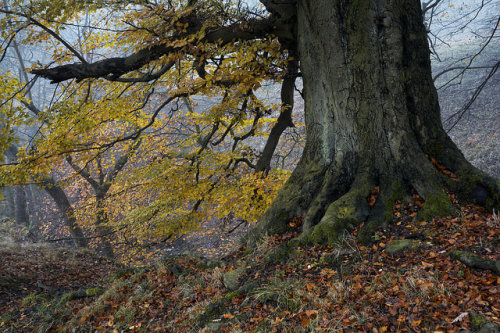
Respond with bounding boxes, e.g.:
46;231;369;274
450;250;500;276
248;144;500;249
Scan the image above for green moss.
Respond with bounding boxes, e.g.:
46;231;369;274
74;280;126;321
309;219;343;245
452;170;500;211
419;192;453;221
264;239;299;264
469;311;491;331
223;267;246;291
85;287;105;297
309;185;371;245
385;239;421;254
384;182;405;223
60;291;77;303
357;220;383;244
60;287;105;304
237;281;260;295
197;300;226;327
224;291;241;301
449;250;500;275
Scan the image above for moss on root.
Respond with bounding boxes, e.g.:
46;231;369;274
308;189;366;245
306;179;395;245
384;182;405;223
60;287;105;303
196;300;226;327
385;239;421;255
223;267;246;291
86;287;105;297
419;192;454;221
449;250;500;275
469;311;500;331
357;220;383;244
264;239;300;264
451;170;500;211
308;204;358;245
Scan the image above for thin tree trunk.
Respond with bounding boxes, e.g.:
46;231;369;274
42;178;89;248
95;193;114;258
14;186;30;227
4;187;15;219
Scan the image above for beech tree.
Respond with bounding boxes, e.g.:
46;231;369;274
1;0;499;248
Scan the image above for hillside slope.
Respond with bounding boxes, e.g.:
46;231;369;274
1;196;499;332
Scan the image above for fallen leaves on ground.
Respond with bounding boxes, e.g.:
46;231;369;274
1;196;499;332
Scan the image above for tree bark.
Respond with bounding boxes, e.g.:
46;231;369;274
14;186;30;227
4;187;15;219
4;145;31;227
250;0;500;245
95;192;115;258
42;178;89;248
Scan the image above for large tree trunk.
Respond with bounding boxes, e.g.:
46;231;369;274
251;0;499;245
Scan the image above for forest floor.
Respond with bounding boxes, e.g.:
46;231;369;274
0;196;499;332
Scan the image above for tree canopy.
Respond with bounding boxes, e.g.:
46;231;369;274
0;0;303;259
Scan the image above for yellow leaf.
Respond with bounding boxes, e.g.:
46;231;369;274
305;309;318;317
421;261;434;268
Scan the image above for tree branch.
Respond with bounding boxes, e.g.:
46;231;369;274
105;137;142;184
30;14;277;84
255;56;298;173
66;155;100;190
0;7;87;64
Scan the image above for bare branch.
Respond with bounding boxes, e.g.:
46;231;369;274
0;7;87;64
445;59;500;132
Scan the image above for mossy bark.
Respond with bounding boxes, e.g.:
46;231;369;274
450;250;500;276
223;267;246;291
249;0;500;247
386;239;421;255
469;311;500;332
